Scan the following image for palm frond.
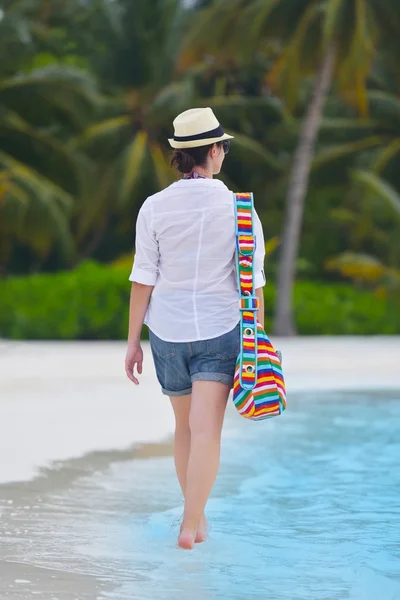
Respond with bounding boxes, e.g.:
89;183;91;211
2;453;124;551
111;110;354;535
80;115;132;141
0;152;74;258
337;0;376;116
1;108;90;192
155;0;188;86
319;117;378;130
182;0;245;58
151;80;195;118
267;3;317;110
75;166;117;242
228;131;284;171
375;139;400;173
313;136;388;168
120;131;148;205
368;90;400;125
323;0;345;49
0;152;73;209
204;95;286;121
351;169;400;218
0;65;98;98
1;66;99;129
150;142;175;190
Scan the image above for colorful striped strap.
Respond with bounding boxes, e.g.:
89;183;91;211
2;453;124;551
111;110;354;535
233;192;258;391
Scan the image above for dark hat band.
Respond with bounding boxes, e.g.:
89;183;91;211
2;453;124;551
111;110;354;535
173;124;224;142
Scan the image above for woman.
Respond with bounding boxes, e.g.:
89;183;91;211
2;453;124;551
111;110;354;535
125;107;266;550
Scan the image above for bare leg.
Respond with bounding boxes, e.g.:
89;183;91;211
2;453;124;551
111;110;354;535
177;381;230;550
170;395;191;494
170;395;207;543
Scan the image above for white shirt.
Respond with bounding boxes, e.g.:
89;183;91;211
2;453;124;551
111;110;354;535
129;177;266;342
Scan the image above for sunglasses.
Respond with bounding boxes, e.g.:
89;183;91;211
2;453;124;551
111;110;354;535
222;140;230;154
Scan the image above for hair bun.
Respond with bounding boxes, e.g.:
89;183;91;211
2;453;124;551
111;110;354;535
171;149;196;174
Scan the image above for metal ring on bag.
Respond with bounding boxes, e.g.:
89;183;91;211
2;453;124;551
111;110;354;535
244;291;251;296
244;365;255;374
244;327;253;337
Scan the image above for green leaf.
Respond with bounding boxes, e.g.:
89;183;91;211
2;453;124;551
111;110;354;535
150;80;195;117
319;118;378;130
205;95;286;120
0;153;74;259
351;169;400;217
81;115;132;141
368;90;400;123
245;0;279;42
1;66;99;130
313;136;387;168
228;131;284;171
322;0;344;48
0;152;72;209
120;131;148;205
375;139;400;173
150;143;174;190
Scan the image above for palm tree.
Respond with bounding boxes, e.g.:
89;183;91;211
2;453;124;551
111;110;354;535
314;87;400;212
71;0;193;256
0;66;98;272
272;2;400;334
1;0;286;270
186;0;398;334
74;0;285;258
311;87;400;274
0;0;106;272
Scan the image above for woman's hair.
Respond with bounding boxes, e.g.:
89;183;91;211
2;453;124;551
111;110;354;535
171;142;221;174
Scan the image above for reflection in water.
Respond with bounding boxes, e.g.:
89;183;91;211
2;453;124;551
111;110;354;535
1;391;400;600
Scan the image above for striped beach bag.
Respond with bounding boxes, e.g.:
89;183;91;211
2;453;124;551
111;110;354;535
232;192;287;421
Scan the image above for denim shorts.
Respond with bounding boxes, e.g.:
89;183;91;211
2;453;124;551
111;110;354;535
149;322;240;396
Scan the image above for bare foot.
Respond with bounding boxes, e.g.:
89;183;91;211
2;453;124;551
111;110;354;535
178;528;195;550
195;514;208;543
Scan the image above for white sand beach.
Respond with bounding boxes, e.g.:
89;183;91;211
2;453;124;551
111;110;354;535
1;337;400;600
1;337;399;485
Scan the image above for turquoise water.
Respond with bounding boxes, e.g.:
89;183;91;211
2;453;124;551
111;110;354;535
1;391;400;599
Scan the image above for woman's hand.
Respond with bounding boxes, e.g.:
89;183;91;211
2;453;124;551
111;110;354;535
125;342;143;385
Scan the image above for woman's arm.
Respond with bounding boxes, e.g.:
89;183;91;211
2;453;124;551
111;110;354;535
255;287;265;329
253;209;266;329
126;202;159;384
125;282;153;384
127;282;153;344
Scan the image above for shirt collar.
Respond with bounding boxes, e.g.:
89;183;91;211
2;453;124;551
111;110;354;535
174;177;228;190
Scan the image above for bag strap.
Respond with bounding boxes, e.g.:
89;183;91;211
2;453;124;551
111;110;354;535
234;192;256;297
233;192;259;390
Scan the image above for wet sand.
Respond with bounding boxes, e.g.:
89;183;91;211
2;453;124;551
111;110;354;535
0;561;109;599
1;337;400;599
0;442;169;599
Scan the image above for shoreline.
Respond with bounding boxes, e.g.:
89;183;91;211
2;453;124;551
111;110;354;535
1;337;400;485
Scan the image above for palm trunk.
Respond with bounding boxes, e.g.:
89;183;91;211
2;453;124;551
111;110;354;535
273;43;335;336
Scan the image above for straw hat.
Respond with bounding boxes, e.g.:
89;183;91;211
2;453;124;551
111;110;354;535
168;107;234;149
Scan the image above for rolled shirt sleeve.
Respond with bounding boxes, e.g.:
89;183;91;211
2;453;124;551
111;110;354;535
129;204;159;286
253;209;266;288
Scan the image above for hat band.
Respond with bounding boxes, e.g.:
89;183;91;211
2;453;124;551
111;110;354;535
173;124;224;142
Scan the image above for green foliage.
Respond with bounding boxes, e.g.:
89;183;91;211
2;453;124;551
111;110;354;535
1;0;400;340
1;262;399;340
188;0;391;115
326;251;400;297
294;282;400;335
0;262;130;340
264;280;400;335
0;65;99;269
